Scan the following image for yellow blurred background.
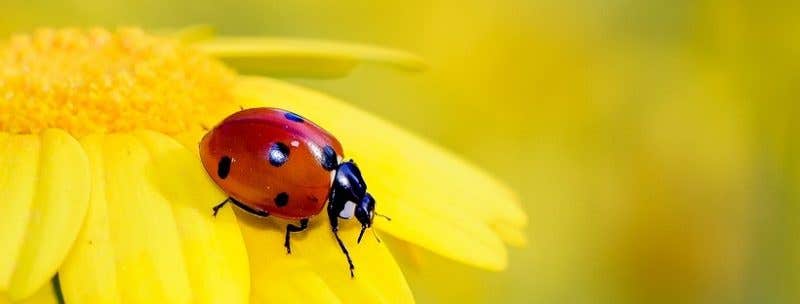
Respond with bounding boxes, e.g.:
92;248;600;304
1;0;797;303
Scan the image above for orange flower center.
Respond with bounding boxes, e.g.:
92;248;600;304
0;28;237;135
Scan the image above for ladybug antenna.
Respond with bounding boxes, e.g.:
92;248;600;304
356;226;383;244
374;211;392;221
371;227;382;243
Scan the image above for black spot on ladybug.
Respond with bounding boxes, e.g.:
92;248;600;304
218;156;232;179
284;112;305;123
275;192;289;207
320;145;338;171
268;142;290;167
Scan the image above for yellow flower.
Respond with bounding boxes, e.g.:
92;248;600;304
0;27;526;303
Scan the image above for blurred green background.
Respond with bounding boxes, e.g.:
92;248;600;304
1;0;797;303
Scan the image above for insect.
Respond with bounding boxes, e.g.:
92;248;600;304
199;107;388;277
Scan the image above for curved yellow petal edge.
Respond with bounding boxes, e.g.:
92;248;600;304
194;37;426;78
158;24;217;44
232;77;528;271
59;132;249;303
0;129;90;301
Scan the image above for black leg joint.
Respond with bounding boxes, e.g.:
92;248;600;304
212;198;229;217
284;218;309;254
229;197;269;217
213;197;269;218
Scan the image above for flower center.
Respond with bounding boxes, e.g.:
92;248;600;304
0;28;237;135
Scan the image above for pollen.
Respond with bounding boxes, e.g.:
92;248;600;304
0;28;237;135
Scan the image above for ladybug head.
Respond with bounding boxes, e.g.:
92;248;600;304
356;193;388;243
355;192;390;243
355;193;375;227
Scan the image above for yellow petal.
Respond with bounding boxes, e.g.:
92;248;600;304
60;132;250;303
237;212;414;303
1;277;59;304
194;37;426;78
63;133;191;303
0;133;39;290
232;77;526;271
172;131;207;154
157;24;217;44
58;134;122;303
0;129;90;301
135;130;250;304
491;222;527;247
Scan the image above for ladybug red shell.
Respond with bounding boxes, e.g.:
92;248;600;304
200;108;343;219
200;107;384;277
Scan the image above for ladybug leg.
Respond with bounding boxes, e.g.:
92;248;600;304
284;218;309;254
331;227;355;278
327;170;359;278
211;198;230;217
214;197;270;218
328;213;356;278
332;227;355;278
230;198;269;217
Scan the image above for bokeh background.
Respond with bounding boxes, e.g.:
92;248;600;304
1;0;797;303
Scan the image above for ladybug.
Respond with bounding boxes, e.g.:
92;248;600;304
200;107;386;277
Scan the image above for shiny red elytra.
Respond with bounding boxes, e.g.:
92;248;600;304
199;107;386;277
201;108;343;219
